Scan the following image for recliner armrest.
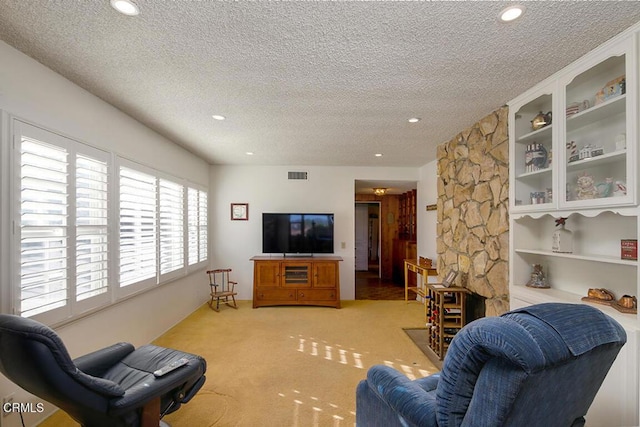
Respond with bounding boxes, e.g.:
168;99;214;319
72;370;126;397
74;342;135;377
108;363;205;414
365;365;438;427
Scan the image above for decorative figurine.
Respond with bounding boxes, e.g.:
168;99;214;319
552;217;573;253
613;294;637;314
596;178;614;198
567;141;579;163
525;143;547;172
582;288;616;307
579;144;593;160
614;181;627;197
576;173;599;200
566;100;590;118
618;295;637;309
586;288;614;302
526;264;549;288
591;145;604;157
531;111;552;131
530;191;546;204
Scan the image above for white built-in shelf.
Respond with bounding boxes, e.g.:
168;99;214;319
514;248;638;266
508;26;639;426
566;149;626;170
566;95;626;131
516;123;552;144
516;167;552;179
511;206;639;220
511;285;639;330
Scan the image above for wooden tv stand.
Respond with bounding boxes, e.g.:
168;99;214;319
251;256;342;308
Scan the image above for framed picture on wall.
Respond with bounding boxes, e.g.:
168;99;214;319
231;203;249;221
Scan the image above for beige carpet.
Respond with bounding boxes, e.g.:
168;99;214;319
39;300;438;427
403;328;443;370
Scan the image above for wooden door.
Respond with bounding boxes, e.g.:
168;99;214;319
355;203;369;271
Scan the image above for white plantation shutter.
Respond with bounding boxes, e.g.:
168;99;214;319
19;137;69;318
159;178;184;277
187;188;198;265
198;190;207;262
16;121;114;322
119;166;156;287
187;187;208;265
75;154;109;301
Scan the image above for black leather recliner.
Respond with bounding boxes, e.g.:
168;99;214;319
0;314;206;427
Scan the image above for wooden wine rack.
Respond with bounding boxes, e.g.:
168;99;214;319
426;284;468;360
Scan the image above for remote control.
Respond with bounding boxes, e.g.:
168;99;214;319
153;358;189;377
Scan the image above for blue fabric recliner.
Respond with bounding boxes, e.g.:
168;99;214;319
356;303;626;427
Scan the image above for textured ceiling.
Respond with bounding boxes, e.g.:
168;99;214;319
1;1;640;167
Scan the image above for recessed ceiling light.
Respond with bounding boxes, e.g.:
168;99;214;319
246;152;254;156
375;153;383;157
499;5;524;22
408;118;421;123
212;115;226;121
110;0;139;16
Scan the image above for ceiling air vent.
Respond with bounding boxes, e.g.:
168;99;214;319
288;171;308;180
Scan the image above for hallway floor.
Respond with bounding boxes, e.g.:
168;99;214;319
355;269;405;300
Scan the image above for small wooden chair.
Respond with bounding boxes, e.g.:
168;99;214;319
206;269;238;312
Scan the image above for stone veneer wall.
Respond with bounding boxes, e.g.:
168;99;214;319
436;106;510;316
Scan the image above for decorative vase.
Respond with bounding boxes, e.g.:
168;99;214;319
552;218;573;253
526;264;549;288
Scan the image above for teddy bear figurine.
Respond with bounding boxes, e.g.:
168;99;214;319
576;173;599;200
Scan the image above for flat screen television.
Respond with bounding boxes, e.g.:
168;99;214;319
262;213;334;255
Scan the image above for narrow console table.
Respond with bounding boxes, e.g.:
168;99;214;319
251;256;342;308
404;259;437;302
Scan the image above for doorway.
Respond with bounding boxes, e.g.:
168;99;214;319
355;202;380;274
355;202;403;299
354;180;417;299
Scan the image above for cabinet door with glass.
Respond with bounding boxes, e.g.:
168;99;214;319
561;37;636;208
509;83;556;212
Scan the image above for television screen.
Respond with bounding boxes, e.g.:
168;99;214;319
262;213;334;254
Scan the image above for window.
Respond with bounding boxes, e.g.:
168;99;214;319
16;121;112;324
188;187;208;265
11;119;208;324
19;134;69;318
159;178;184;279
75;154;109;301
118;165;157;290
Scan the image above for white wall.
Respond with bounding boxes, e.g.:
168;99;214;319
417;160;438;264
0;41;211;427
209;165;419;300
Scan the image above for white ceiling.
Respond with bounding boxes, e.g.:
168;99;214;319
1;1;640;168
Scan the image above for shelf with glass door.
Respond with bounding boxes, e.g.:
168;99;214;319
566;95;626;131
516;123;553;144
